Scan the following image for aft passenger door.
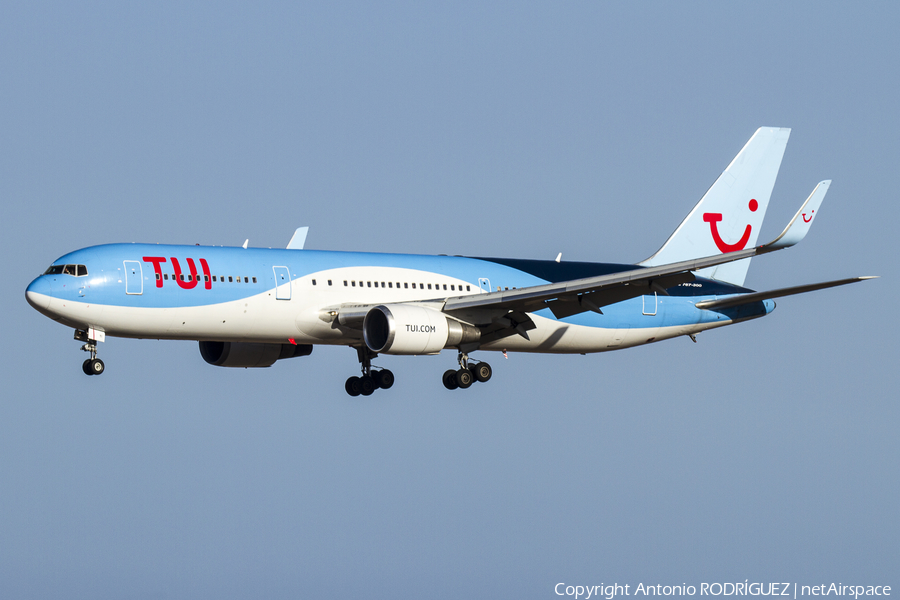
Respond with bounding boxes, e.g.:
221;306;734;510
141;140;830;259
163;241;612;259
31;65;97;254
273;266;291;300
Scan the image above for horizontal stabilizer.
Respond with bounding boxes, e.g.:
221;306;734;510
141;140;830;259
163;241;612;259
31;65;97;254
694;276;877;310
287;227;309;250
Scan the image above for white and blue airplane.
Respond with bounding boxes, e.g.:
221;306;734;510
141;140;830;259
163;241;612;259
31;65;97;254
25;127;874;395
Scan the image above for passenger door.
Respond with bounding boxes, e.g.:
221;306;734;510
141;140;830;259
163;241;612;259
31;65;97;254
273;266;291;300
124;261;142;295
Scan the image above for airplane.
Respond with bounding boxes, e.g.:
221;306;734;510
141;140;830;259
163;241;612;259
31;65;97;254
25;127;875;396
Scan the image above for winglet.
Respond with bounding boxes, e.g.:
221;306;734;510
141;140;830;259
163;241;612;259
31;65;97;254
287;227;309;250
762;180;830;251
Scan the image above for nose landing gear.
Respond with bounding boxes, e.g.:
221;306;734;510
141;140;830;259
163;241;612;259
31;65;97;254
75;329;105;376
345;346;394;397
443;351;491;391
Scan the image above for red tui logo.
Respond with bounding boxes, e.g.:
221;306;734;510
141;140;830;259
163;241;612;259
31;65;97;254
703;199;758;253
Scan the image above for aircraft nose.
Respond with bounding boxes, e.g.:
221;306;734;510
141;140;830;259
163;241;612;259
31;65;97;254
25;276;52;311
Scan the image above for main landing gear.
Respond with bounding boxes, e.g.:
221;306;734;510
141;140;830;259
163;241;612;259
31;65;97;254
442;351;491;391
75;329;105;376
345;346;394;397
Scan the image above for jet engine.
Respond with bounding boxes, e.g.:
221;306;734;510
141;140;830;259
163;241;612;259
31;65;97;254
199;341;313;368
363;304;480;355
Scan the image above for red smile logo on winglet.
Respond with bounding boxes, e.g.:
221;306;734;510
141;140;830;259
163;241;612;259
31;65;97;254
703;199;757;253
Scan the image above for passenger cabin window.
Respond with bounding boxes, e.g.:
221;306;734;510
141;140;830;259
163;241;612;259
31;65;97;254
252;277;257;283
244;277;249;283
228;276;233;282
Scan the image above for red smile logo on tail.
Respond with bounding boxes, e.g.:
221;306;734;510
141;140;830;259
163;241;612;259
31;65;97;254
703;199;758;253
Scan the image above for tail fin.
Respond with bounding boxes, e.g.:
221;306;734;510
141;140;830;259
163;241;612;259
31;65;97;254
639;127;791;286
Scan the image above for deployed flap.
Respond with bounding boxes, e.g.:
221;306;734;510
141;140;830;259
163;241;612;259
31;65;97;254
695;276;876;310
640;127;791;286
287;227;309;250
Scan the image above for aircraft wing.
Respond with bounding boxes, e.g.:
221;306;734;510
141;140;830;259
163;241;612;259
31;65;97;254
442;182;833;319
336;182;869;343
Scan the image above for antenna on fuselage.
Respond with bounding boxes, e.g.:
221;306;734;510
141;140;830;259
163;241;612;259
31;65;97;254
242;239;249;249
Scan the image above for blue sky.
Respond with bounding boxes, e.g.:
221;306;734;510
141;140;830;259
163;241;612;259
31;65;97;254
2;2;897;598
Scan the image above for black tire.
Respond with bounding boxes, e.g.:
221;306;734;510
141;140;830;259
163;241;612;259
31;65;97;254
89;358;105;375
360;375;376;396
345;376;362;397
455;368;474;389
472;362;492;383
442;369;459;390
375;369;395;390
82;359;93;376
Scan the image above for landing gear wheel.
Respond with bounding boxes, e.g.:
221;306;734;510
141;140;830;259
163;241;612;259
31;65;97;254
375;369;394;389
442;369;459;390
360;375;376;396
345;376;362;397
455;368;474;389
89;358;105;376
82;359;93;376
472;362;492;383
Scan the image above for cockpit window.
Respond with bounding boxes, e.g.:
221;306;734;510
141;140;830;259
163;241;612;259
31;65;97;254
45;264;88;277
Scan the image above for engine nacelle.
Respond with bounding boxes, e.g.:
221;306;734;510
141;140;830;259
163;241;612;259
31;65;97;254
199;341;313;368
363;304;480;355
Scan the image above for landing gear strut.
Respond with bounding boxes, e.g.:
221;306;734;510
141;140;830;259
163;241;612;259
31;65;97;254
345;346;394;397
76;329;105;376
443;351;491;391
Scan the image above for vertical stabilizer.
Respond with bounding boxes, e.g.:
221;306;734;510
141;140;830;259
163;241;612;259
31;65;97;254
639;127;791;286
